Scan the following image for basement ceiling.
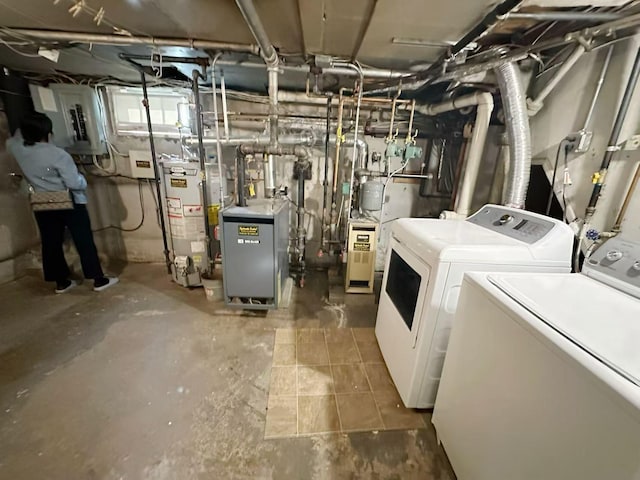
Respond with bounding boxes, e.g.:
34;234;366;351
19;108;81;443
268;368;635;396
0;0;501;71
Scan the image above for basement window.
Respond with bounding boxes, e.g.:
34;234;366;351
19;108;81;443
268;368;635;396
107;87;191;136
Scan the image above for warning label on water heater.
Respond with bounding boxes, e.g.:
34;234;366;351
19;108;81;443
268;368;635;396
238;225;259;236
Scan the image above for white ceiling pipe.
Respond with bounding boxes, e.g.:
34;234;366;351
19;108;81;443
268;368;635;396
454;94;494;216
212;60;410;79
527;44;586;116
403;92;494;217
0;28;258;54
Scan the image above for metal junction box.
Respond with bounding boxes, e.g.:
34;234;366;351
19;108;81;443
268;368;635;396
345;222;378;294
220;201;289;309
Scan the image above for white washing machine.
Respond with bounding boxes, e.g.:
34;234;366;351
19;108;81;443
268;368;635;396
432;236;640;480
375;205;573;408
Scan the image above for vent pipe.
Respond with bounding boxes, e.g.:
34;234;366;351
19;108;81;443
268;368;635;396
235;0;279;147
495;62;531;209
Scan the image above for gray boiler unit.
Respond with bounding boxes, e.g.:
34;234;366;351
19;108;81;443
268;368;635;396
220;201;289;309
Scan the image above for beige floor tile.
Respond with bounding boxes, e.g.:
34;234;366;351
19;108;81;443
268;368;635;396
269;366;297;396
298;395;340;434
297;365;333;395
297;328;325;344
364;363;396;393
336;393;383;432
265;395;297;438
352;328;377;344
356;341;385;364
374;390;425;430
326;339;361;364
273;343;296;366
275;329;296;345
332;364;370;394
324;328;354;344
297;342;329;366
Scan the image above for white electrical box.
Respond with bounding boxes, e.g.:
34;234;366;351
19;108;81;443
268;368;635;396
29;84;107;155
129;150;156;179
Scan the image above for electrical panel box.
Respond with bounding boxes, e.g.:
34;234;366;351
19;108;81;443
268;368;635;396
345;222;378;294
220;201;289;309
129;150;156;179
29;84;107;155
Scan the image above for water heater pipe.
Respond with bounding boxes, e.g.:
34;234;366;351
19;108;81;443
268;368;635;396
495;62;531;209
192;69;214;273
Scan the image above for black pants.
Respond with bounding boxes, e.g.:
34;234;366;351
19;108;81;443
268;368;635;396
34;205;104;282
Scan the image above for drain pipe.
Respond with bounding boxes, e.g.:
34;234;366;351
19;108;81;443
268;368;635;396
495;62;531;209
235;0;280;147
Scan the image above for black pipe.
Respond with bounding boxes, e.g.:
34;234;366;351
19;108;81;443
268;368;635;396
321;96;331;250
413;0;523;86
121;53;209;69
192;70;214;274
586;47;640;218
294;161;308;286
237;151;247;207
122;57;172;274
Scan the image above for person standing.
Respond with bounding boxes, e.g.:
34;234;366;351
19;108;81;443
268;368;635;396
7;112;118;293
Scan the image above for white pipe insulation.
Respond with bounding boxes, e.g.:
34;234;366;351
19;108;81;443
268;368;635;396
495;62;531;209
408;92;494;217
454;95;494;216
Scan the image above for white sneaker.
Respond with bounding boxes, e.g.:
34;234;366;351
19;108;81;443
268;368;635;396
93;276;119;292
55;280;77;294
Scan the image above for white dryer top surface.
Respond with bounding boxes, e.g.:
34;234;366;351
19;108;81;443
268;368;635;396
391;217;569;266
488;273;640;387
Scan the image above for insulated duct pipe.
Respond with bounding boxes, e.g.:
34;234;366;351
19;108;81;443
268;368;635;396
527;44;586;116
454;95;494;216
235;0;279;147
585;46;640;222
408;92;494;216
495;62;531;209
3;28;258;54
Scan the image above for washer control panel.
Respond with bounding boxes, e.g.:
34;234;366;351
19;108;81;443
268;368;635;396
467;205;556;244
583;236;640;298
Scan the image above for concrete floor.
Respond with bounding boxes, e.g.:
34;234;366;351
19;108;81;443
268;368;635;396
0;264;455;479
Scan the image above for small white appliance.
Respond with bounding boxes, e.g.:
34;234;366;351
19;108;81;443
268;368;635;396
432;236;640;480
375;205;573;408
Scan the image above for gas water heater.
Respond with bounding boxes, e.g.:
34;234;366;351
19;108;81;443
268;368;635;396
160;159;224;287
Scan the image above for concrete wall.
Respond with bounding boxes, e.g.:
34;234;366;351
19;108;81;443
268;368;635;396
529;36;640;243
0;101;39;283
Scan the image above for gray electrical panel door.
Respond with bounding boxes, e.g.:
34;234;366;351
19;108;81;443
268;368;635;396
223;219;276;299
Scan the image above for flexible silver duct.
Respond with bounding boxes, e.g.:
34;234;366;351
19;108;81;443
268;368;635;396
495;62;531;209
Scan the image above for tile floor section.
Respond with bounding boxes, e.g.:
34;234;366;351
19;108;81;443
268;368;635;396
265;328;426;438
